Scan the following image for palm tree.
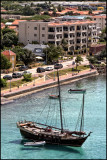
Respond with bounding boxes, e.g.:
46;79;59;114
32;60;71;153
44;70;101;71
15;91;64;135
75;55;83;70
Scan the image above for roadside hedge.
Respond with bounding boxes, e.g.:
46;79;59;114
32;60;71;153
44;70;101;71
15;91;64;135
1;78;7;87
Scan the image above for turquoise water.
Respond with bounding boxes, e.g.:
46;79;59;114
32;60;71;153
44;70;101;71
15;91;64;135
1;75;106;159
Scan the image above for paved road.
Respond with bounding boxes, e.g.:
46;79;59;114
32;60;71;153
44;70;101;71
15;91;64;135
1;56;89;82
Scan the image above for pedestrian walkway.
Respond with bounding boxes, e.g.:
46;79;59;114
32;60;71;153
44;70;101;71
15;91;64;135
1;69;97;97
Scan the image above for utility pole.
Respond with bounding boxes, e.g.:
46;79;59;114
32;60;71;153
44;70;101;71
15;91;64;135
9;79;11;92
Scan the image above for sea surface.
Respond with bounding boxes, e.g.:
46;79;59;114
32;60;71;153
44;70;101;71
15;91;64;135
1;75;106;159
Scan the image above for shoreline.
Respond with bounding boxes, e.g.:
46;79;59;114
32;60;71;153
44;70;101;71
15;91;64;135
1;70;98;104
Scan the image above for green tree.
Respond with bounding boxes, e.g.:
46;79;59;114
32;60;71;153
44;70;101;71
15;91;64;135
22;73;32;82
44;45;63;64
2;27;15;35
1;54;12;69
11;46;24;61
61;39;68;52
20;49;36;66
35;7;41;14
2;32;18;47
75;55;83;70
1;78;7;88
53;7;57;16
88;9;93;15
57;4;62;12
87;56;97;64
22;6;35;15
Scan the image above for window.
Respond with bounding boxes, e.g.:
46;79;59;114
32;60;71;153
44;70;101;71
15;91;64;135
42;34;45;37
12;56;14;60
34;34;37;37
34;27;37;30
42;27;45;30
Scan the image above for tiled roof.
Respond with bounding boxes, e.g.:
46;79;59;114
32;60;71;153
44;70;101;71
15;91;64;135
92;15;106;18
12;20;26;25
48;20;96;26
1;23;5;29
2;50;16;56
8;26;17;29
1;9;7;12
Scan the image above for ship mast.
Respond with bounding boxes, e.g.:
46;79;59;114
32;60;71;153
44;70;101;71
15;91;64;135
80;92;85;136
57;69;63;133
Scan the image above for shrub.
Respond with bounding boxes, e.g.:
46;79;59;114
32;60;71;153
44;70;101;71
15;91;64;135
22;73;32;82
1;78;7;87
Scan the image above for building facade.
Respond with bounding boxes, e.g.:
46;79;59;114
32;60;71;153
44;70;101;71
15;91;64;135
19;20;99;53
2;50;16;69
91;15;106;30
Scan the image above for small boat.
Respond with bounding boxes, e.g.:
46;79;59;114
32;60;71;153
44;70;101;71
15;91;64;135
24;141;46;146
68;89;86;94
49;95;59;99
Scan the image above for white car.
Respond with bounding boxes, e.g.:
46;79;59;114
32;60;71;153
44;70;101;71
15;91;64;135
22;71;31;75
45;67;53;71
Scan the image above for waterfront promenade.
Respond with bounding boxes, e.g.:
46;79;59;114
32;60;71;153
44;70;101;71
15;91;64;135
1;69;98;104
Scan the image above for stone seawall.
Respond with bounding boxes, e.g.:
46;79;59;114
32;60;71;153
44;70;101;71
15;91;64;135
3;70;98;99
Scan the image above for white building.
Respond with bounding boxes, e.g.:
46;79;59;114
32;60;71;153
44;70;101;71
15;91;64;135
19;20;99;53
91;14;106;30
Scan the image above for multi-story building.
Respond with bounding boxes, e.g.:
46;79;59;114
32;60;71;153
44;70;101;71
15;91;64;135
91;15;106;30
19;20;99;53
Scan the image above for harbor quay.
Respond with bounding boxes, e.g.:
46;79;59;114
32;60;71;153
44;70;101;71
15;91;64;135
1;69;98;104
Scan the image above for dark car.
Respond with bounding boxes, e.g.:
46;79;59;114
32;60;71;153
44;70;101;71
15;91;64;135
3;75;12;80
12;72;22;78
19;66;28;71
54;63;63;69
37;67;45;73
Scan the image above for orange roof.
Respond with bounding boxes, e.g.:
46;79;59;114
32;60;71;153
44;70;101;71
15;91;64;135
56;9;73;15
1;23;5;29
48;20;96;26
12;20;26;25
2;50;16;56
8;26;17;29
92;15;106;18
1;9;7;12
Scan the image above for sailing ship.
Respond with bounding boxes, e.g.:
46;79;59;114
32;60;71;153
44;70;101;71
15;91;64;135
17;69;92;147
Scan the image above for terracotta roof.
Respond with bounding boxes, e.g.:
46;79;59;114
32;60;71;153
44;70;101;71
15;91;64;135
2;50;16;56
92;15;106;18
1;23;5;29
48;20;96;26
12;20;26;25
1;9;7;12
8;26;17;29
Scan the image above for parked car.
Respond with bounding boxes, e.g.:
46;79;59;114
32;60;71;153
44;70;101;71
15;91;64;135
54;63;63;69
19;66;28;71
45;67;53;71
37;67;45;73
22;71;31;75
12;72;22;78
72;61;75;65
3;75;12;80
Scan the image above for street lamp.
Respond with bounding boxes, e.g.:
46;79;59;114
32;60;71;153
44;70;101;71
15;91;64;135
53;69;56;81
33;74;35;86
9;79;11;92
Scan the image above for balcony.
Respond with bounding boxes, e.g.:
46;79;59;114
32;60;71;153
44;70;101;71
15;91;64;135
48;28;55;32
48;35;55;39
77;26;81;30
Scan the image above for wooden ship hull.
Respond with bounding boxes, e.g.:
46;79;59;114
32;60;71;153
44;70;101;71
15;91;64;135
17;121;90;147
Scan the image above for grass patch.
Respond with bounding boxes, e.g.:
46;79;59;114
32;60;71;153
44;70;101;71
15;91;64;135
1;77;38;90
48;65;90;78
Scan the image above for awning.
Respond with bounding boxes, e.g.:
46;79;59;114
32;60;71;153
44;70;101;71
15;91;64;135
36;56;43;60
